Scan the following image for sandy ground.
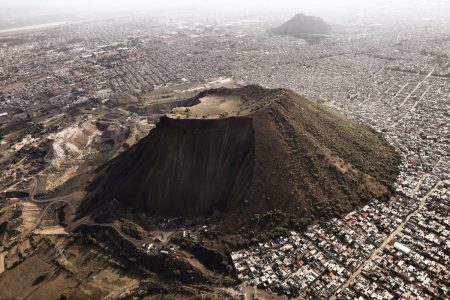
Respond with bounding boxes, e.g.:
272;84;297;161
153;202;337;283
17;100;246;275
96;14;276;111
18;239;32;253
192;95;241;117
0;255;53;299
170;95;242;119
241;284;287;300
11;135;37;152
70;267;140;299
46;121;100;164
20;201;40;233
44;120;101;191
0;82;23;93
0;252;5;274
34;226;68;235
45;165;79;191
28;273;79;300
157;230;174;243
204;77;238;89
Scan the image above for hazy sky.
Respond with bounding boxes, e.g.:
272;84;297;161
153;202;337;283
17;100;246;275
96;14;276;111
1;0;449;25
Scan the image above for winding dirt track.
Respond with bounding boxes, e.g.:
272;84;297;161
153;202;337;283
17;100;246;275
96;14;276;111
27;176;75;233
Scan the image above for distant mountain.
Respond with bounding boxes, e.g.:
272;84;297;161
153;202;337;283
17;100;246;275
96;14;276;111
272;14;332;37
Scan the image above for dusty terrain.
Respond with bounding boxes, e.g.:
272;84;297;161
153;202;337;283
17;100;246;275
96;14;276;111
169;95;243;119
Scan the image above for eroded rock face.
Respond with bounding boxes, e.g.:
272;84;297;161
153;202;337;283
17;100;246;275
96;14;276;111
84;116;255;216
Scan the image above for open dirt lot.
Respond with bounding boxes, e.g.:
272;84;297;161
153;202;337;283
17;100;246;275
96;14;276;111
0;255;54;299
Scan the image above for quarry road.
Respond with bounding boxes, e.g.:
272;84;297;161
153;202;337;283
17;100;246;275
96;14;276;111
31;200;74;232
28;176;74;208
27;176;75;233
331;176;441;298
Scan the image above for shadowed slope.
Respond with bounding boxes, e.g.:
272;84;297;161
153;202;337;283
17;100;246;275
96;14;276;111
83;116;255;216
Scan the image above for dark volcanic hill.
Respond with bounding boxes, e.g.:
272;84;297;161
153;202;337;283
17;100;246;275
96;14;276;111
272;14;332;37
82;85;400;230
84;116;254;216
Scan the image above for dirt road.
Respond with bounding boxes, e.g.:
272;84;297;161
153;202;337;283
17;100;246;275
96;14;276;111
0;252;5;274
